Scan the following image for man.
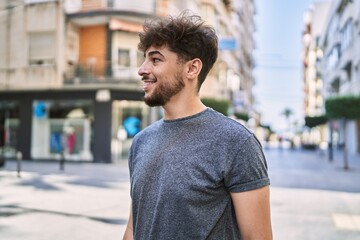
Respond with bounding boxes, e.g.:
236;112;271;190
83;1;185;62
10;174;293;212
123;12;272;240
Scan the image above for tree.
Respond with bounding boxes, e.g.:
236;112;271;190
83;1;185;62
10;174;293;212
201;98;230;116
234;112;249;121
325;95;360;170
281;107;293;131
304;115;327;128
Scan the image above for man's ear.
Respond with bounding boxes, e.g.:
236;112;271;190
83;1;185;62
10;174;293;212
186;58;202;81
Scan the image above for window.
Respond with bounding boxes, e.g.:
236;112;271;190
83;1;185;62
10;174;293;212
327;44;341;70
201;3;215;24
340;19;353;51
328;15;338;38
29;32;56;65
107;0;114;7
25;0;56;4
0;101;20;158
118;49;130;67
31;100;94;161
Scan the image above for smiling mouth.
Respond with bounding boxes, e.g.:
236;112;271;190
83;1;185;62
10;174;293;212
142;78;157;91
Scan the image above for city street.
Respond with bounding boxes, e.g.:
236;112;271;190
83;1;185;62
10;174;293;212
1;148;360;240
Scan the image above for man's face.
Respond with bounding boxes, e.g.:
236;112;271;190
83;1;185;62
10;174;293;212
138;46;185;107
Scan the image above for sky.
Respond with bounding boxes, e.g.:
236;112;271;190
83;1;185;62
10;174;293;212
253;0;331;132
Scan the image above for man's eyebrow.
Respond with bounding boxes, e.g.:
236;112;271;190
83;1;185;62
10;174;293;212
145;50;165;58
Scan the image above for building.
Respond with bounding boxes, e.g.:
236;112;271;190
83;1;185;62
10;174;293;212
317;0;360;155
0;0;257;163
0;0;155;163
302;1;331;146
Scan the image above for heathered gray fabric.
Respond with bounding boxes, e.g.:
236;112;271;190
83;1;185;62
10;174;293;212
129;108;270;240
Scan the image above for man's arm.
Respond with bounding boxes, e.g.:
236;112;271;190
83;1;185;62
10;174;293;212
122;207;133;240
230;186;272;240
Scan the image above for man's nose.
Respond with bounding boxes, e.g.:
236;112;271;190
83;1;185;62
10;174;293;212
138;61;149;76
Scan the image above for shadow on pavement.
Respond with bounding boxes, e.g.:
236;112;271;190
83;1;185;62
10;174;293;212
0;204;127;225
17;176;61;191
65;178;116;189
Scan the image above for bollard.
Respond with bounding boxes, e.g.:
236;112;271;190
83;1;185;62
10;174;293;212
328;142;333;162
60;151;65;171
0;155;5;168
16;151;22;178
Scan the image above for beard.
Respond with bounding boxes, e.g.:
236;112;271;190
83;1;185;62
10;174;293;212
144;72;185;107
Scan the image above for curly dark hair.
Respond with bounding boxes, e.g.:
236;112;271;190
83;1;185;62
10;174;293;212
138;11;218;91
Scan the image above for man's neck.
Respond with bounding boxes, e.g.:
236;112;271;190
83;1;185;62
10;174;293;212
162;95;206;120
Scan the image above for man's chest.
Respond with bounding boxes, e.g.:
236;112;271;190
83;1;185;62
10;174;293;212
130;140;227;201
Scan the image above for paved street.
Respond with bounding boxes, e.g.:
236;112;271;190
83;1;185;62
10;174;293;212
266;149;360;240
1;148;360;239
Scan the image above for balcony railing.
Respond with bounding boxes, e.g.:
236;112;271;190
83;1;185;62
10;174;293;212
65;0;156;15
64;62;142;89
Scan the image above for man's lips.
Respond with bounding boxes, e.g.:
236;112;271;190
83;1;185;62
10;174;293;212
142;77;157;91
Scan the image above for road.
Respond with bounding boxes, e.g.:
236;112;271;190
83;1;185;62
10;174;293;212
1;148;360;239
266;149;360;240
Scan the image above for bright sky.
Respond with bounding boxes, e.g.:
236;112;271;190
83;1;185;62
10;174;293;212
253;0;332;132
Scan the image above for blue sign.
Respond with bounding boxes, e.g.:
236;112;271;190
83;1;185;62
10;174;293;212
219;38;237;50
123;116;141;137
34;101;47;118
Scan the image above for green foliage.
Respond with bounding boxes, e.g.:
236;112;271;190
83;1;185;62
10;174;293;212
281;108;293;119
201;98;230;116
234;112;249;121
259;124;274;134
304;115;327;128
325;95;360;119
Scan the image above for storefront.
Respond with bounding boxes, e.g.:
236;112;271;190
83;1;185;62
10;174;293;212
111;100;150;162
0;89;154;163
31;99;94;161
0;101;20;158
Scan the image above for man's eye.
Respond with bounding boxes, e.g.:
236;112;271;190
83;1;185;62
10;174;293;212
152;58;160;63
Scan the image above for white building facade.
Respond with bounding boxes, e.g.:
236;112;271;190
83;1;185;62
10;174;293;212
317;0;360;155
302;2;332;146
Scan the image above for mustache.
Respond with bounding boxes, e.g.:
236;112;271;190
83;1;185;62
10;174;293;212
142;76;156;81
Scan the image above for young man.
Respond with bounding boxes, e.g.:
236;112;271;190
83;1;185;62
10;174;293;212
123;12;272;240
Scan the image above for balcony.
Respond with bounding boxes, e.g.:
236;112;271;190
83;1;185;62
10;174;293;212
65;0;157;16
64;61;142;90
0;65;60;90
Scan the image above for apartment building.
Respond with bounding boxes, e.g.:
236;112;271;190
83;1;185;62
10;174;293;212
317;0;360;155
302;2;331;146
0;0;257;163
166;0;256;116
0;0;154;163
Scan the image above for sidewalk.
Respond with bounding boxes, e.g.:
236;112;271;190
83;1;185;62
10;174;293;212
0;160;131;240
1;149;360;240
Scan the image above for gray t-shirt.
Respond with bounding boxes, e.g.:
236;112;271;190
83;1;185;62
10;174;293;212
129;108;270;240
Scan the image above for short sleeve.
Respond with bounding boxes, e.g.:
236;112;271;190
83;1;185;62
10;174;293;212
224;134;270;192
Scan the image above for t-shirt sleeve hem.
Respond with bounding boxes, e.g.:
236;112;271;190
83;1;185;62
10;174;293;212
228;178;270;193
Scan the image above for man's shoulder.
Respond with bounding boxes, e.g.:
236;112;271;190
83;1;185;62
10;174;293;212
207;109;253;138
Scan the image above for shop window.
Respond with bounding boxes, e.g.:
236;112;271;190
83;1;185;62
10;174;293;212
29;32;56;65
112;100;150;161
0;101;19;158
31;100;94;161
